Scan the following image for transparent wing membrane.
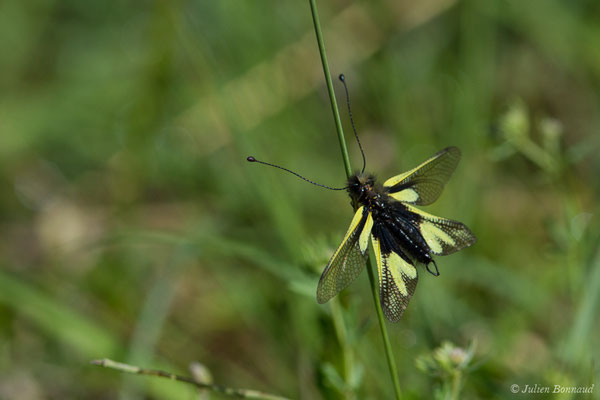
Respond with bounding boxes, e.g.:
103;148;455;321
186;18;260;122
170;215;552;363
316;147;476;321
384;147;461;206
316;207;372;304
372;235;418;322
406;205;477;255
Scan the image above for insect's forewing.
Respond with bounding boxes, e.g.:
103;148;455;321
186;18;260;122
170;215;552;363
383;146;461;206
406;204;477;255
317;206;374;304
371;234;418;322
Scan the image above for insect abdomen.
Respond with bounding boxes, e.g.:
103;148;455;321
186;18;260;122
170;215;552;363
388;216;432;264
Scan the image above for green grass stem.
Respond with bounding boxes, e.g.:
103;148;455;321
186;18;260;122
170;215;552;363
330;298;356;399
307;1;402;398
308;0;352;178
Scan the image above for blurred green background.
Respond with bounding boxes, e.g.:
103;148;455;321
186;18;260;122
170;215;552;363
1;0;599;399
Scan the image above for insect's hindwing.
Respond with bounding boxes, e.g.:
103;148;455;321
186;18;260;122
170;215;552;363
371;234;418;322
317;206;373;304
383;146;461;206
406;204;477;255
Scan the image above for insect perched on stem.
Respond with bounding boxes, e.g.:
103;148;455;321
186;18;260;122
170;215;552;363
248;75;476;322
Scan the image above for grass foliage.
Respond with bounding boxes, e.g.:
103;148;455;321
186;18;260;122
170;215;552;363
1;0;599;398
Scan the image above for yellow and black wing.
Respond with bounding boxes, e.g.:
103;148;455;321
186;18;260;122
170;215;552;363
371;234;418;322
383;147;461;205
406;204;477;255
317;206;374;304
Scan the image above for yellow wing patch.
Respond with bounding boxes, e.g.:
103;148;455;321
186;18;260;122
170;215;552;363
371;235;383;281
333;206;365;257
420;223;455;254
384;168;417;188
359;212;373;254
383;147;461;206
383;147;460;187
405;204;476;256
371;235;419;322
316;207;370;304
387;252;409;296
389;188;419;203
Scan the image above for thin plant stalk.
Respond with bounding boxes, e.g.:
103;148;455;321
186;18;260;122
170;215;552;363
365;257;403;399
308;0;352;178
91;359;291;400
450;370;462;400
330;298;356;399
307;0;402;398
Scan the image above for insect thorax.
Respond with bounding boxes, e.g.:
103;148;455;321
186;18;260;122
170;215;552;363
347;173;386;209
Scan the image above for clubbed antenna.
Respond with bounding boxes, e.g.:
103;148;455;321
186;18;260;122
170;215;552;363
339;74;366;173
247;156;347;191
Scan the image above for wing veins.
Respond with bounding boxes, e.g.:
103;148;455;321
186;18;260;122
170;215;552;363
384;147;461;205
317;208;371;304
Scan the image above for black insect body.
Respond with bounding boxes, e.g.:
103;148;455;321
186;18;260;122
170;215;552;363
248;76;476;322
316;147;477;321
347;175;435;268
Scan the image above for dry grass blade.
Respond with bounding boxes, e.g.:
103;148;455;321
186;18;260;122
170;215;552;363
90;359;292;400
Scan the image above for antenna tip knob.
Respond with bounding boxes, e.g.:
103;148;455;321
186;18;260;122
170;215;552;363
246;156;256;162
338;74;345;82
